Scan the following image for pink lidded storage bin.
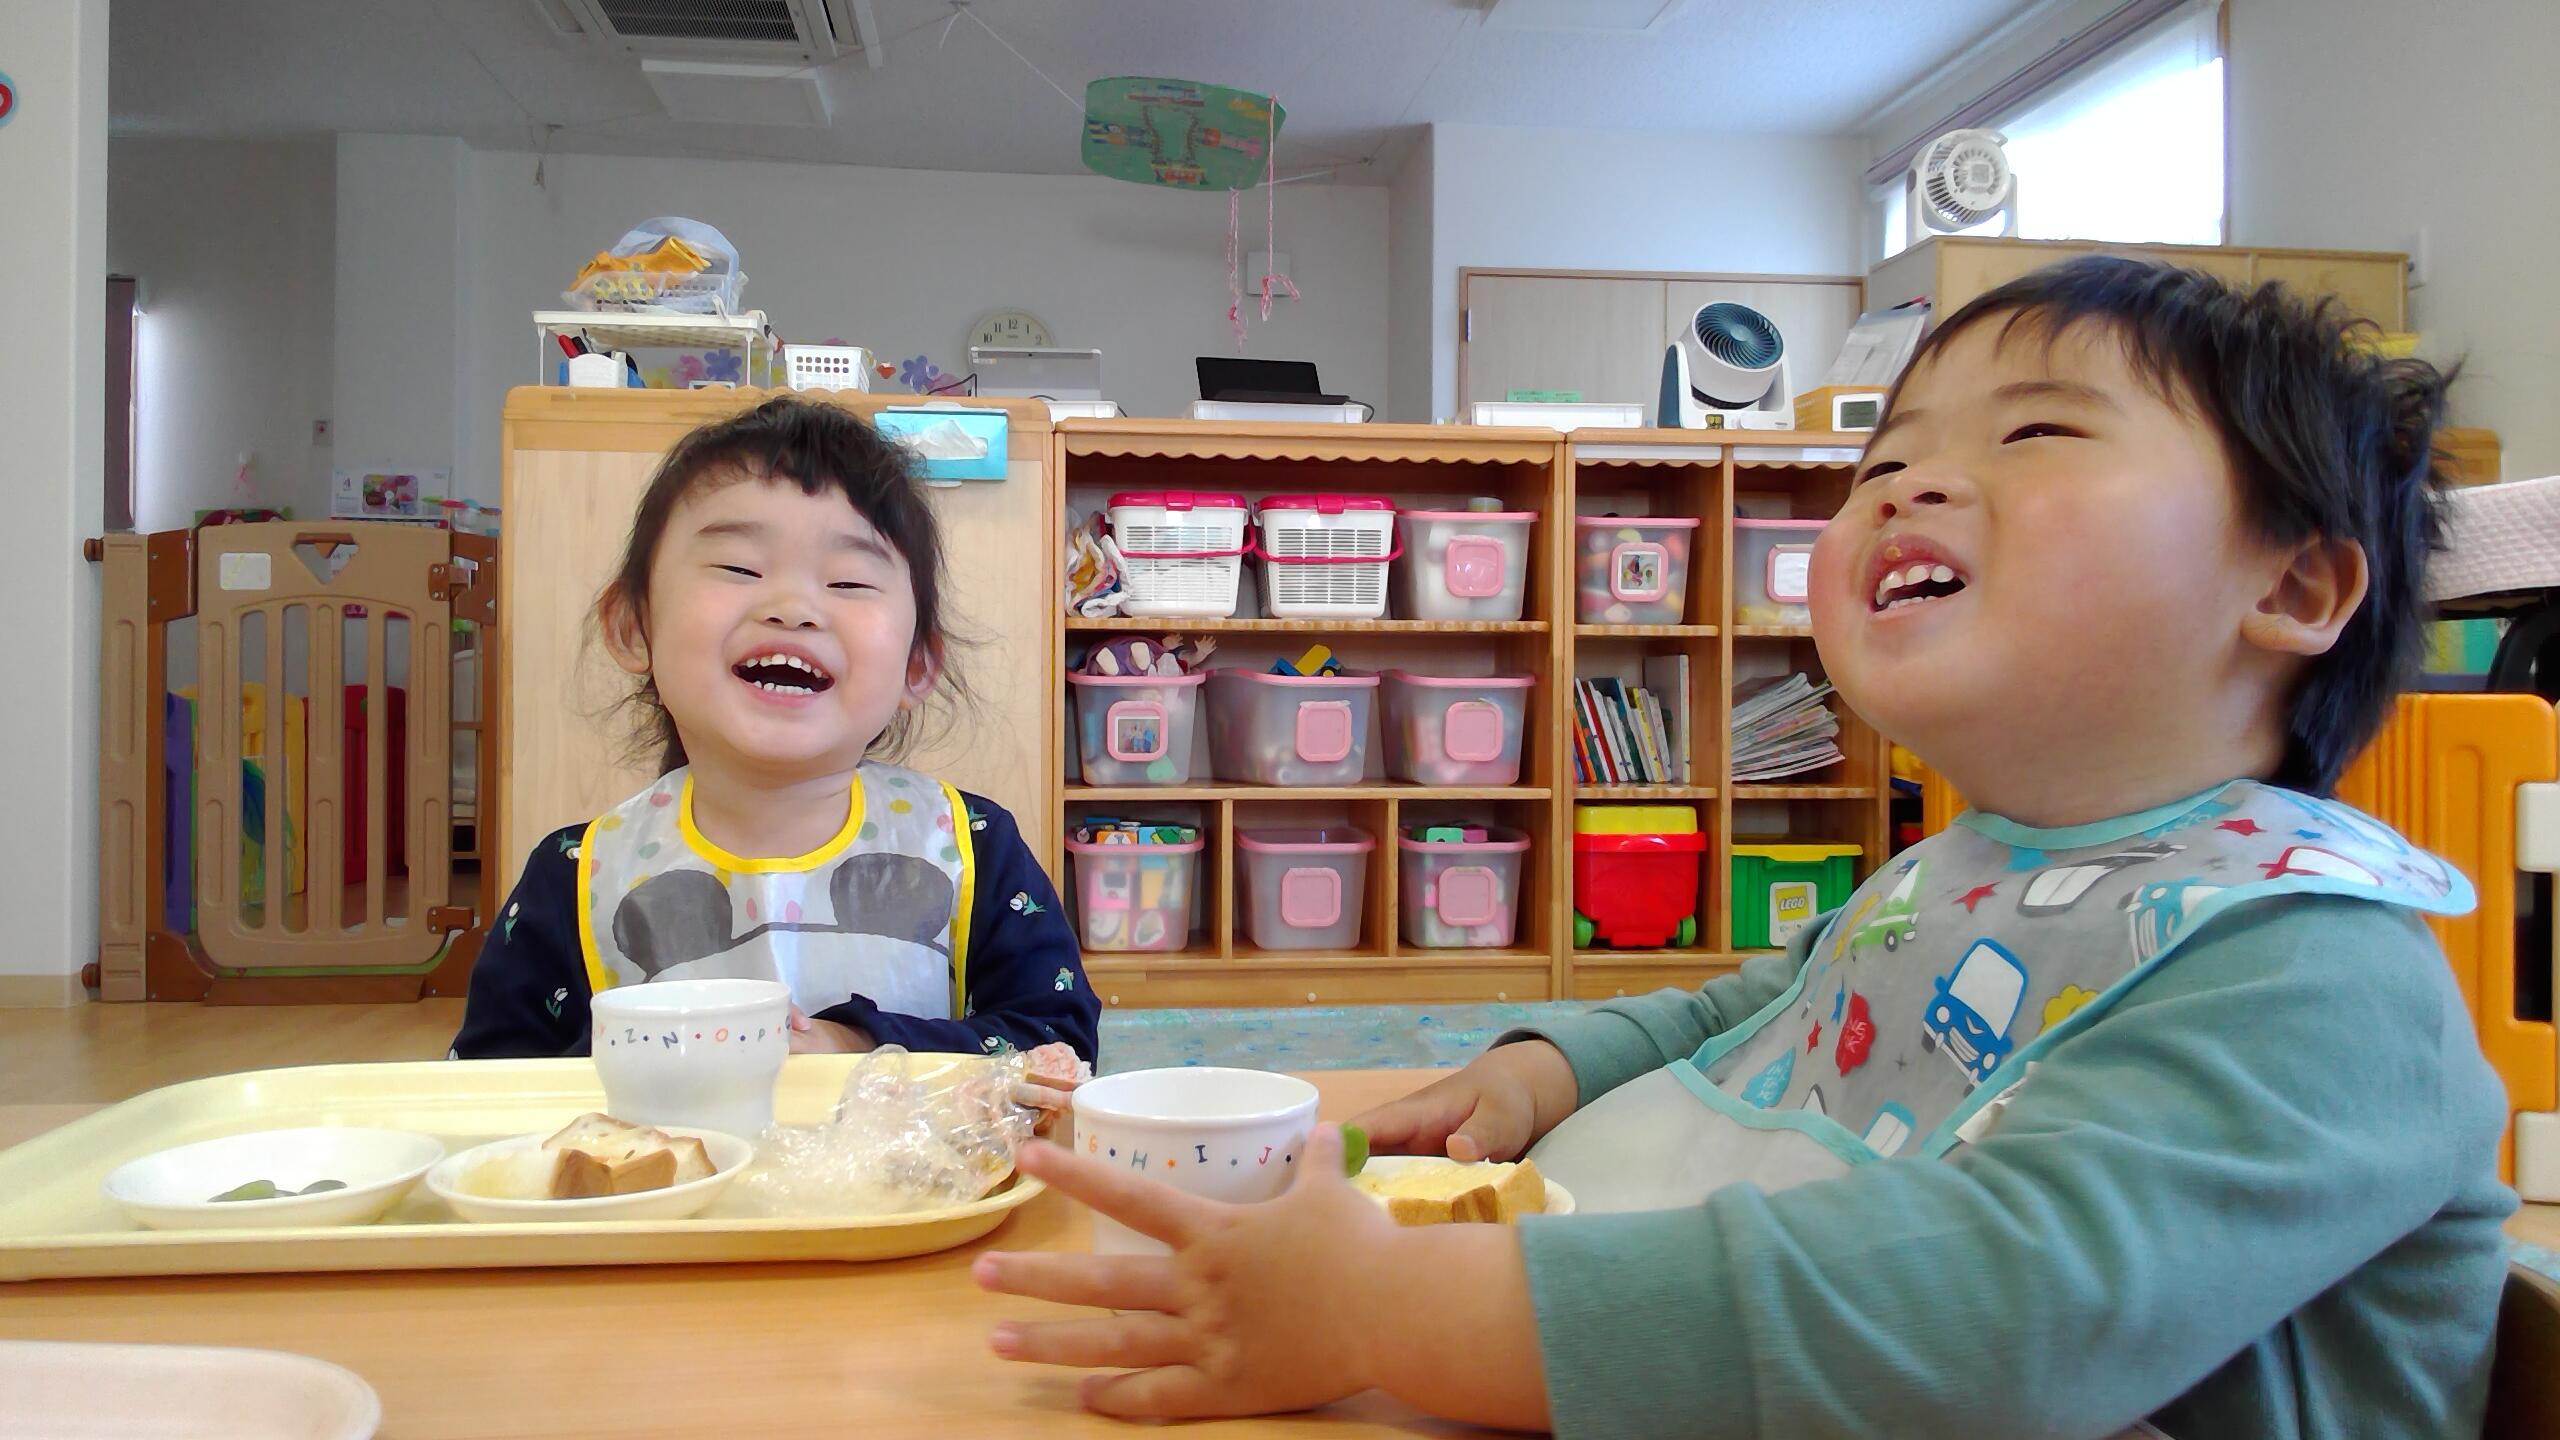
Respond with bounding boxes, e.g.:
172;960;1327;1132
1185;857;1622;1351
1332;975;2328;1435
1065;833;1203;952
1206;668;1380;786
1575;516;1701;625
1398;826;1531;949
1237;828;1374;950
1379;672;1533;786
1067;672;1205;786
1393;511;1534;622
1734;518;1826;627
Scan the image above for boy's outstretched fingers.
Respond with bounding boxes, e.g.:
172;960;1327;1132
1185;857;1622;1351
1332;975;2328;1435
972;1250;1181;1313
1082;1366;1227;1421
1013;1139;1209;1249
1293;1123;1345;1186
989;1312;1192;1371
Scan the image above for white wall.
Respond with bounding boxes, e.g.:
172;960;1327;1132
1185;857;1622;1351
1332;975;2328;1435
2228;0;2560;478
0;0;107;1000
335;134;470;491
437;148;1390;495
1385;130;1436;425
108;139;336;527
1420;123;1867;421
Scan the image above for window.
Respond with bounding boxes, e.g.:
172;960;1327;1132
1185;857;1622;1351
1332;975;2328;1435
2000;8;2223;245
105;275;137;533
1878;0;2224;258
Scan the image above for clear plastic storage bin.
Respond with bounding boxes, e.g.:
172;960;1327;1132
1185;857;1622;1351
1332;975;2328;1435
1393;510;1534;622
1734;518;1826;627
1398;826;1531;949
1255;494;1397;620
1575;516;1701;625
1237;828;1373;950
1067;672;1205;786
1206;668;1379;786
1065;833;1203;952
1108;491;1251;618
1379;672;1534;786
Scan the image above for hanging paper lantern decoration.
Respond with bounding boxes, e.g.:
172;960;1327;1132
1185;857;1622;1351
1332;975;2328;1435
1082;77;1284;191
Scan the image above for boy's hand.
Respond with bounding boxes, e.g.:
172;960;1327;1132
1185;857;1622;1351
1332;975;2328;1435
786;1006;873;1054
1350;1039;1579;1162
975;1125;1396;1419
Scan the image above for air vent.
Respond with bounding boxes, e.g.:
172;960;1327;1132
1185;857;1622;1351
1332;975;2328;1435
542;0;854;61
599;0;798;45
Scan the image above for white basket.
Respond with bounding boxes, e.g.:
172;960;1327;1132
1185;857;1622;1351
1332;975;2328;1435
562;269;747;315
1108;494;1251;618
1256;500;1397;619
784;345;873;392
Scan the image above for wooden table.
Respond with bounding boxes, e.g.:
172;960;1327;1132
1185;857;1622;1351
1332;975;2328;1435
0;1070;1488;1439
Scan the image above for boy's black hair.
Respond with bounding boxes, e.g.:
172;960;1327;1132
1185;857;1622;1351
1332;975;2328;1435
1889;255;2451;792
602;395;967;774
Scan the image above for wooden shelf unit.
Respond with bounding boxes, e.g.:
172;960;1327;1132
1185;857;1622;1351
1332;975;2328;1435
1048;420;1889;1008
1567;429;1887;984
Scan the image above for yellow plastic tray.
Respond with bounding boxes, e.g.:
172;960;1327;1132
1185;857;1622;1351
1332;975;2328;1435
0;1054;1045;1282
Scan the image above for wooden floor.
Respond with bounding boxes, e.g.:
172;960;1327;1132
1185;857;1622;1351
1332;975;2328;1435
0;999;464;1106
7;997;2559;1250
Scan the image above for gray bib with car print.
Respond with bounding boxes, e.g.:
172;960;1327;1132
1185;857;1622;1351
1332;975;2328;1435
1689;779;2469;1162
1530;780;2472;1212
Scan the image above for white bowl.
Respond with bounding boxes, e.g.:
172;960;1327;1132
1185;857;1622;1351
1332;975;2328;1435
1355;1154;1577;1217
1071;1068;1320;1254
426;1126;755;1224
590;978;792;1136
101;1127;445;1232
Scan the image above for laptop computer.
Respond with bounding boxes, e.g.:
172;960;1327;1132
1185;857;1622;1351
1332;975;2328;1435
1195;357;1349;406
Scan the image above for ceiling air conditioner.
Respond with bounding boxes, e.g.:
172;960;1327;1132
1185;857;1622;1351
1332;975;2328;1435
532;0;867;64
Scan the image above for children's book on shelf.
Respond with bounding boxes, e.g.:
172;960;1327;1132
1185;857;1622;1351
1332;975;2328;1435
1572;675;1690;786
1730;673;1844;781
1640;654;1690;784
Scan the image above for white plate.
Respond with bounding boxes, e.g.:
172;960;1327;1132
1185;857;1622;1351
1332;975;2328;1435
0;1340;380;1439
1354;1155;1576;1217
426;1126;755;1223
101;1128;444;1231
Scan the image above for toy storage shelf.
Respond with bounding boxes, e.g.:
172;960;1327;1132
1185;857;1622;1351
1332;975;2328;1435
1065;617;1549;635
1049;419;1887;1008
1565;430;1886;998
529;310;780;387
1067;785;1552;802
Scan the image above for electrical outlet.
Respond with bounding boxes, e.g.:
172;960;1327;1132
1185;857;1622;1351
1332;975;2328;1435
313;418;331;443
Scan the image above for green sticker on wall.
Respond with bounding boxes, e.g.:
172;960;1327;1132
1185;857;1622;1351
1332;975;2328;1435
1082;77;1282;190
1505;388;1583;403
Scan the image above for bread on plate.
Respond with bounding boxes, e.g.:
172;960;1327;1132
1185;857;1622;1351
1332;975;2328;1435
1352;1158;1547;1226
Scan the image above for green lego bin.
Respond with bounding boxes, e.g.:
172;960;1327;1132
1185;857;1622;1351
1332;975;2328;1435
1730;842;1862;949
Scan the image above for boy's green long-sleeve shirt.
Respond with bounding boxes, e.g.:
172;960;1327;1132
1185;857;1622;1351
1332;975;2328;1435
1509;897;2515;1439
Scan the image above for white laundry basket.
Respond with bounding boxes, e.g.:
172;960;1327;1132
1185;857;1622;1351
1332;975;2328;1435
783;345;873;392
1108;491;1252;618
1254;494;1397;620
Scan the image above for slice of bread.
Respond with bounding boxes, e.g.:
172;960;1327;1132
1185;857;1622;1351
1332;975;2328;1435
538;1113;716;1199
1354;1159;1548;1226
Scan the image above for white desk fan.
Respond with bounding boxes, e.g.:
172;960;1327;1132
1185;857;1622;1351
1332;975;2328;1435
1657;301;1794;430
1907;128;2018;243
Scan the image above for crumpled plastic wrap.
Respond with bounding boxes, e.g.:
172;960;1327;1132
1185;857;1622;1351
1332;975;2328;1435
733;1047;1063;1217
